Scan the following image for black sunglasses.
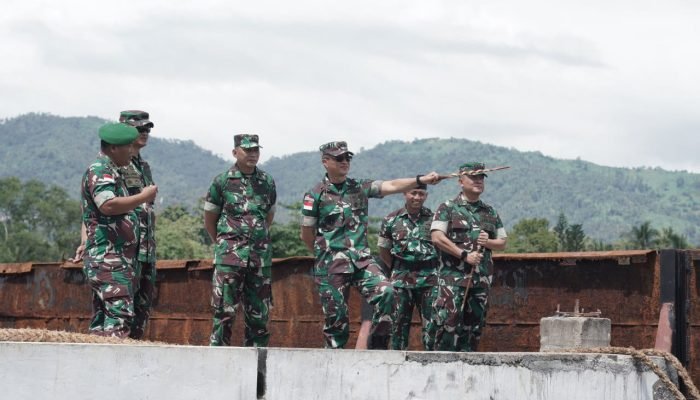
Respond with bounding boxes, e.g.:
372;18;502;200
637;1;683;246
331;154;352;162
137;127;151;135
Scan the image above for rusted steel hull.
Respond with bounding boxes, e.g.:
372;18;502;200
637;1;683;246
1;250;696;383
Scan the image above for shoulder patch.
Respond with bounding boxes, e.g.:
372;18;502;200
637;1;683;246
101;174;115;183
303;193;315;211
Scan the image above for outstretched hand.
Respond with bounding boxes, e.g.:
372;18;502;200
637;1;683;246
421;171;446;185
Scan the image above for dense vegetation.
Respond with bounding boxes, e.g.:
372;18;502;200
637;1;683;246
1;113;698;263
264;138;700;244
0;113;229;207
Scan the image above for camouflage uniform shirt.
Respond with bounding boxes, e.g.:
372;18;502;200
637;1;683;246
204;164;277;268
81;153;139;267
301;175;383;276
121;154;156;263
430;193;506;286
378;206;438;288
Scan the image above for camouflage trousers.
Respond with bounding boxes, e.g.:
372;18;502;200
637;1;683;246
130;260;157;340
316;262;395;349
210;264;272;347
433;274;492;352
84;260;136;338
390;286;439;350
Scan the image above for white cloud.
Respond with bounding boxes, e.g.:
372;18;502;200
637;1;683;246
1;0;699;171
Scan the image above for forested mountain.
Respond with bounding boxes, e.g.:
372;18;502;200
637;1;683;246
0;113;229;207
263;139;700;244
2;113;699;244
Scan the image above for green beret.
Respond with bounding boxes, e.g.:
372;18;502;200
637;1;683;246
234;134;262;149
459;162;488;177
99;123;139;145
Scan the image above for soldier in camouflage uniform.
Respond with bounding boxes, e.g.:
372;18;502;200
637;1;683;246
204;134;276;347
430;162;507;351
300;141;443;349
118;110;158;339
377;183;439;350
80;123;158;338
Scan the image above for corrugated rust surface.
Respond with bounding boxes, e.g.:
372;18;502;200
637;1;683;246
688;250;700;385
1;250;695;383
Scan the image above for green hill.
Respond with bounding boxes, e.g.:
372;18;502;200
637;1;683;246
263;139;700;244
2;113;699;244
0;113;229;207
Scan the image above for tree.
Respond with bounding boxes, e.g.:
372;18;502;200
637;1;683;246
627;221;659;249
505;218;558;253
563;224;587;251
553;213;568;251
552;213;587;252
156;205;212;260
270;222;311;258
587;238;613;251
658;227;689;249
0;177;81;262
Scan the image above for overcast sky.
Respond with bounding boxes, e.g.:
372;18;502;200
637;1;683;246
2;0;699;171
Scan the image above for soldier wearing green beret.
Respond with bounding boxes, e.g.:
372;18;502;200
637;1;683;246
300;141;443;349
204;134;277;347
118;110;158;339
78;123;158;338
430;162;507;351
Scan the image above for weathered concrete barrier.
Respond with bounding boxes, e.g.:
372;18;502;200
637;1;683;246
0;342;677;400
0;342;258;400
265;349;674;400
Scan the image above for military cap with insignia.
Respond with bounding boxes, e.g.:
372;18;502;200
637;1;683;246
234;134;262;149
99;123;139;145
459;162;488;177
119;110;154;129
319;141;354;157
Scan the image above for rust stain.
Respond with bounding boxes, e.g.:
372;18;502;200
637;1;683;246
156;260;190;270
0;262;33;274
3;250;700;384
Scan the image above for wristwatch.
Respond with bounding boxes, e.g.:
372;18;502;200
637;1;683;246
416;174;424;186
460;250;469;261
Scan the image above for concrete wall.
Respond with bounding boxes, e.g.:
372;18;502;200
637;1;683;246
1;342;676;400
265;349;673;400
0;342;258;400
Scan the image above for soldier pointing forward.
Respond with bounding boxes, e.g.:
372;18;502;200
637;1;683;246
300;141;443;349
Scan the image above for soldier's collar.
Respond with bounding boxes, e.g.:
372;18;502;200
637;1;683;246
97;152;120;174
456;192;482;207
323;174;349;193
400;206;429;217
228;164;259;179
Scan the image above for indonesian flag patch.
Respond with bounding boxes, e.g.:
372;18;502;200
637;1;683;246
101;174;115;183
303;194;314;211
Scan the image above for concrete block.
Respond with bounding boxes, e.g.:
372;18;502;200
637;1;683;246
264;349;673;400
0;342;258;400
540;317;611;351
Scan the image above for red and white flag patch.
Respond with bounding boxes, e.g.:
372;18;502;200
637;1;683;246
303;194;314;211
101;174;115;183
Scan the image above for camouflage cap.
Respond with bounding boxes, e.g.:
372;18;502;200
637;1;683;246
319;141;354;157
234;134;262;149
459;162;488;177
119;110;154;129
99;123;139;145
